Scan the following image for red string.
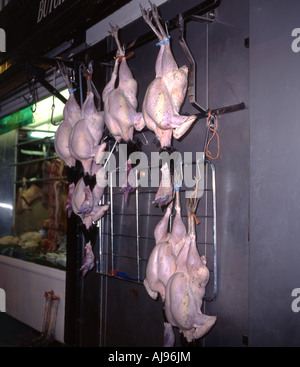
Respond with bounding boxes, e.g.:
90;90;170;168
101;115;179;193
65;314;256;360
86;70;93;81
115;51;135;62
188;214;200;225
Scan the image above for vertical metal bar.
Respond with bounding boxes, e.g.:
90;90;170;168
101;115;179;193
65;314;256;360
110;172;114;275
79;65;83;107
99;274;104;346
203;161;217;303
103;141;118;169
98;198;103;274
204;163;209;258
135;170;140;282
211;162;217;300
13;130;18;230
104;275;108;346
206;16;209;111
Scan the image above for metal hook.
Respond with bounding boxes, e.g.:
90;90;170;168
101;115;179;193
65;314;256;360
173;159;183;190
208;113;216;129
177;13;207;115
140;132;149;146
103;141;118;170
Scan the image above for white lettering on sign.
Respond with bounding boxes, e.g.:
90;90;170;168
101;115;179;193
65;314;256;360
0;288;5;312
291;28;300;53
0;28;6;52
37;0;66;24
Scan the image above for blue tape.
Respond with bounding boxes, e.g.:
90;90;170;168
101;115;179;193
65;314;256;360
174;180;182;191
156;35;171;46
69;88;77;94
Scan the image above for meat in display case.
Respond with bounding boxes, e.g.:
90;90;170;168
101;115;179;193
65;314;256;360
0;122;68;269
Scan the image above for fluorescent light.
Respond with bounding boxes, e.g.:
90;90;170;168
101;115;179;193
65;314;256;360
0;203;13;210
29;131;55;139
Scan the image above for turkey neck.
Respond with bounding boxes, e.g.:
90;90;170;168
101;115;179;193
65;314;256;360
119;58;133;83
154;202;172;244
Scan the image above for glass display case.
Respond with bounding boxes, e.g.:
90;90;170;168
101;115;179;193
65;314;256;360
0;91;69;270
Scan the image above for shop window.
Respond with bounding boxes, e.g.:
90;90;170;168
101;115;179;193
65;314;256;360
0;90;69;270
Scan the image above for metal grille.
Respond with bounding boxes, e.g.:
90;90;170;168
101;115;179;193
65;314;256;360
96;158;217;301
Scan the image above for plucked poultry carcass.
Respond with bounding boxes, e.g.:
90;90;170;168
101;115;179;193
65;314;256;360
144;189;186;302
144;189;216;346
164;197;217;345
102;25;145;202
71;161;109;229
102;25;145;144
140;2;197;207
80;242;95;277
54;62;82;216
68;64;106;214
83;163;109;229
140;2;197;150
69;63;106;176
54;62;82;170
154;162;174;207
144;202;174;302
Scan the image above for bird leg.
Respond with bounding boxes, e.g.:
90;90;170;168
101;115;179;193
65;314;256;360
110;24;125;57
149;1;168;40
140;3;163;42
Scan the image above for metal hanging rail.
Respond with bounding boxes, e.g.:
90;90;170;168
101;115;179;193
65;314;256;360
97;159;217;302
15;134;55;147
10;155;58;167
99;0;222;64
177;10;246;119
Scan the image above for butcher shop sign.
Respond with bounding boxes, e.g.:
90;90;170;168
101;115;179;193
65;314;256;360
0;288;5;312
37;0;66;23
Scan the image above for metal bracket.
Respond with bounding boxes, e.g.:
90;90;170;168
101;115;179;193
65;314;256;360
25;63;67;104
178;13;207;115
99;0;222;64
177;12;246;119
190;12;216;24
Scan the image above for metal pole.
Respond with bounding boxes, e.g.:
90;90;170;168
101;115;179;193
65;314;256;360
211;163;217;301
109;172;114;275
98;204;103;274
135;170;140;282
79;64;83;107
10;155;58;167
